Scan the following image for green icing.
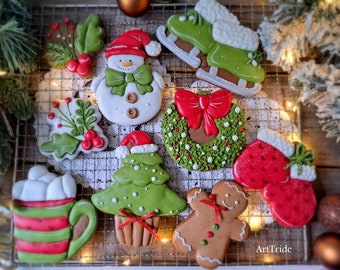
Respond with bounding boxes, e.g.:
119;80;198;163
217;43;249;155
92;182;186;216
40;133;80;159
75;13;104;55
166;9;265;83
92;152;186;216
207;43;265;83
17;252;67;264
166;10;215;54
14;227;71;243
161;103;246;171
13;202;74;218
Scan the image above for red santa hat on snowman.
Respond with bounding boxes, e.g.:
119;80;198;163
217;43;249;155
115;130;159;159
105;28;162;59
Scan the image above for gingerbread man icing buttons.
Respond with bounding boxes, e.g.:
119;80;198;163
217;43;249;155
91;29;164;125
173;180;250;269
162;88;246;171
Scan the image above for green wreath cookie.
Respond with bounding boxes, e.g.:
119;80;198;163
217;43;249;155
162;89;245;171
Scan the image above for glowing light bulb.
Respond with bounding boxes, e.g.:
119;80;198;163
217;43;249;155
123;259;130;266
0;70;6;76
249;216;262;231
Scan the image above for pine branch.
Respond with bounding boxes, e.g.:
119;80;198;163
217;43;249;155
44;42;75;68
0;18;38;73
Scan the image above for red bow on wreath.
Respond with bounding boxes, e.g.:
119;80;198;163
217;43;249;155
174;89;232;136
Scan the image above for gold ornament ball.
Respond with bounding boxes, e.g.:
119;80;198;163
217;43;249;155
314;232;340;270
117;0;151;17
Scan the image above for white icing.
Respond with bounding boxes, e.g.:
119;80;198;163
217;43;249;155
213;21;259;51
112;197;119;203
232;135;238;142
132;192;138;197
224;122;230;127
235;107;240;113
134;165;141;171
130;144;158;154
181;132;186;138
195;0;239;25
145;40;162;57
212;146;218;151
290;164;317;181
152;169;157;173
12;165;76;201
240;221;247;240
225;147;230;152
174;231;192;252
193;164;199;170
257;128;295;157
93;53;164;125
196;254;222;265
225;181;248;201
115;146;130;159
151;177;157;182
167;108;173;114
139;206;144;212
207;157;213;163
187;188;202;204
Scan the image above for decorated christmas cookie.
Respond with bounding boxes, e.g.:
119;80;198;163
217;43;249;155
40;97;108;161
91;28;164;125
173;180;250;269
12;165;97;263
45;14;104;78
162;88;246;171
91;131;187;247
156;0;265;96
233;128;317;228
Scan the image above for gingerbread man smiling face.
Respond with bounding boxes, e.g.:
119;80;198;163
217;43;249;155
173;180;250;269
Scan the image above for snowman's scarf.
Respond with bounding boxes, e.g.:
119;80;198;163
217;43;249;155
105;64;154;96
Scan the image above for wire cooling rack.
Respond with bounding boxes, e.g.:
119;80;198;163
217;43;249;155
10;0;311;267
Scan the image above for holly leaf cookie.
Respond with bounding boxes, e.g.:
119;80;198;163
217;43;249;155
44;14;104;78
39;97;108;161
162;88;246;171
232;128;317;228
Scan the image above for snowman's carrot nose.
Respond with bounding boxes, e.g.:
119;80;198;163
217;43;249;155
121;61;132;67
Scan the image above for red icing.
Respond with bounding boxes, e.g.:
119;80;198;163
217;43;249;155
174;89;232;136
16;239;69;254
233;137;317;228
200;194;226;223
119;130;153;147
13;198;75;208
118;208;159;240
13;214;70;231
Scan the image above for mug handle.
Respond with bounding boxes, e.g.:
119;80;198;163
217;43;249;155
67;199;97;259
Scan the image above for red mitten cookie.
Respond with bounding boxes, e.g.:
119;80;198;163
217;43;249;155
173;181;250;269
262;180;316;228
233;128;317;228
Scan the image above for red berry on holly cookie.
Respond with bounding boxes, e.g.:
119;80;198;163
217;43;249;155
232;128;317;228
66;59;78;72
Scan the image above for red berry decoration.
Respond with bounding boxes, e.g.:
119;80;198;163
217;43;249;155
63;18;71;24
85;130;98;141
77;54;93;66
82;139;93;150
50;22;59;31
66;59;78;73
48;112;55;119
93;137;105;148
52;101;60;108
64;97;72;103
77;63;92;78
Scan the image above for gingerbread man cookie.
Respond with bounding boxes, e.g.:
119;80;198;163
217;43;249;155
173;180;250;269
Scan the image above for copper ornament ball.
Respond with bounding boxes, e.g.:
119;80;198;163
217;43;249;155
117;0;151;17
314;232;340;270
317;195;340;234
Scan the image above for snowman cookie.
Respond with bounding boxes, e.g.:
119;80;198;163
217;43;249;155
91;29;164;125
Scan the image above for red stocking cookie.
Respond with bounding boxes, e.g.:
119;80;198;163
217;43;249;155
173;181;250;269
233;128;317;228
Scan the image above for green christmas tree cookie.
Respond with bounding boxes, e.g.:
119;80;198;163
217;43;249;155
91;131;187;247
